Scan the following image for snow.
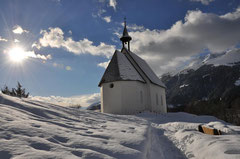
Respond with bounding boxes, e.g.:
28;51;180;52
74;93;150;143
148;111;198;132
179;84;189;88
234;78;240;86
168;48;240;77
192;49;240;69
202;74;210;78
0;93;148;159
116;51;145;82
0;93;240;159
99;50;145;86
128;51;166;87
208;49;240;66
139;112;240;159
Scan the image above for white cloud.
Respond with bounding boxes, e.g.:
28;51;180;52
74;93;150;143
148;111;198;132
103;16;111;23
39;28;64;48
123;8;240;75
128;24;145;31
36;54;52;60
30;93;100;107
32;42;41;49
109;0;117;11
93;9;112;23
14;39;20;43
12;25;29;34
0;36;7;42
25;51;51;60
120;23;145;31
37;27;115;58
21;50;52;60
221;7;240;20
190;0;214;5
98;60;110;68
98;9;106;16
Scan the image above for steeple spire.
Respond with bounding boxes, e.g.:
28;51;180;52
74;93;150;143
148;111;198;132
120;17;132;51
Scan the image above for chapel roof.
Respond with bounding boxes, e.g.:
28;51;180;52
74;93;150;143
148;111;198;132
98;50;145;86
98;48;166;88
126;49;166;88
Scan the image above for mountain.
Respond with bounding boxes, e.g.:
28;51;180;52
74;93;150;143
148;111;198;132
0;93;240;159
161;48;240;125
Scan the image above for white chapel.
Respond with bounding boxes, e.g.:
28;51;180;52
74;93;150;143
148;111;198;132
98;20;167;115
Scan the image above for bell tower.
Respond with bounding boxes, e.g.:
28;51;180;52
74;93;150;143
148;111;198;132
120;18;132;51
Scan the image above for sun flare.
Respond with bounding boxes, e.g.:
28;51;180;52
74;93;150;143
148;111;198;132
8;47;27;62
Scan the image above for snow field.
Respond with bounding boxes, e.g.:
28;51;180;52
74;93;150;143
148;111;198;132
0;93;240;159
0;94;149;159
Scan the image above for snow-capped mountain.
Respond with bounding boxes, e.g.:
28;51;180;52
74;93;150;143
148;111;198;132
166;48;240;77
184;48;240;73
0;93;240;159
161;48;240;125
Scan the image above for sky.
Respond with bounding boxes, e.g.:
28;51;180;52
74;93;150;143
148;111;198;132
0;0;239;106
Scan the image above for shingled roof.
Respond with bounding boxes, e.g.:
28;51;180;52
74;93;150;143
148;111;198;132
98;50;145;86
98;49;166;88
127;50;166;88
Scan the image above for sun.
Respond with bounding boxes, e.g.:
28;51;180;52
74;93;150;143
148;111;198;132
8;47;27;62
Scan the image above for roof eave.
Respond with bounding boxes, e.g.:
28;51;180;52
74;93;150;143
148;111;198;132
98;79;146;87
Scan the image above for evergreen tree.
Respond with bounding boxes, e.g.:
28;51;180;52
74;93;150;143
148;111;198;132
10;88;16;96
1;82;29;98
15;82;23;98
1;85;10;95
15;82;29;98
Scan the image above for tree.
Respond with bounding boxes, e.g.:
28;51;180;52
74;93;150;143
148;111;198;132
1;82;29;98
14;82;29;98
1;85;10;95
10;88;16;97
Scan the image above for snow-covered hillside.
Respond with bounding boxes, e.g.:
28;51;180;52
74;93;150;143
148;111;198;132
0;93;240;159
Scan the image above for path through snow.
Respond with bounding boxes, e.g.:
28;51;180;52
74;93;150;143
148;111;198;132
143;123;186;159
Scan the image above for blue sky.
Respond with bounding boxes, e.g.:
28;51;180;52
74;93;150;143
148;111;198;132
0;0;239;106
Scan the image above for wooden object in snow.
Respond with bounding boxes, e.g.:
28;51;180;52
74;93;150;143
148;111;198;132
198;125;222;135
